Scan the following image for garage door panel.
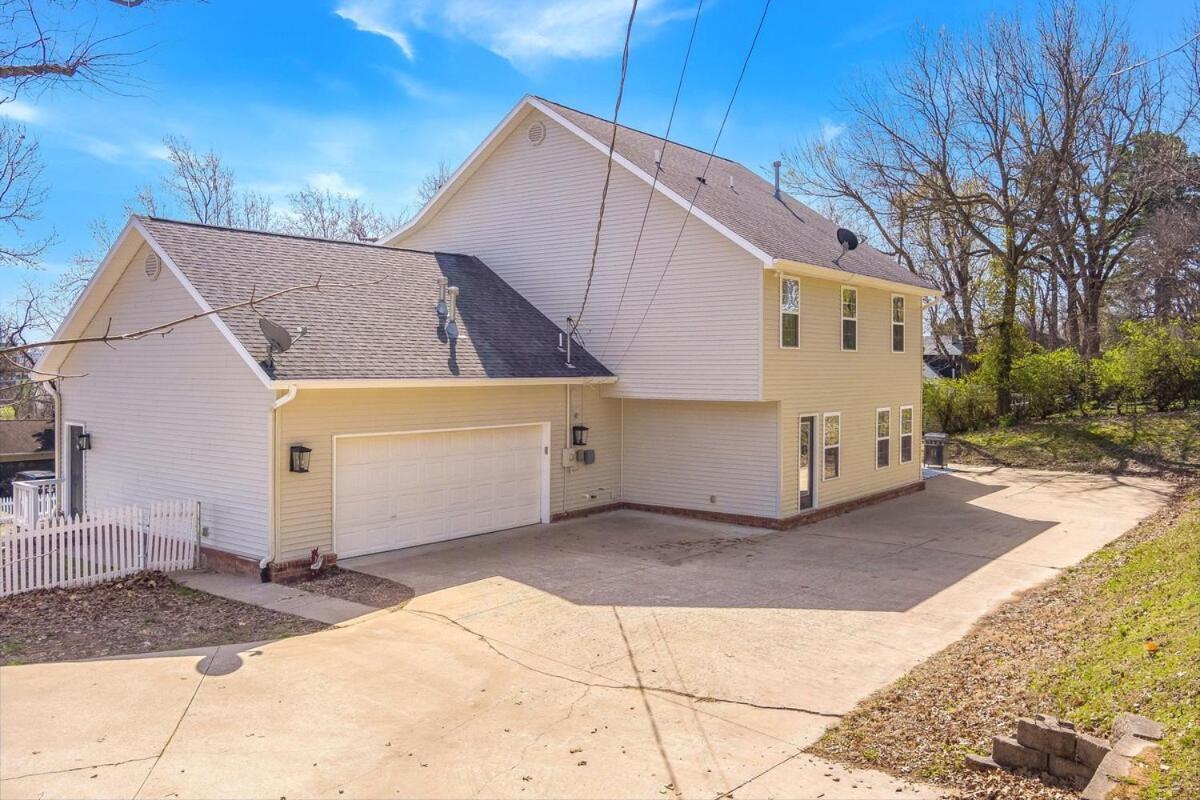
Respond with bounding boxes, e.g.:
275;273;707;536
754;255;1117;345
335;425;545;558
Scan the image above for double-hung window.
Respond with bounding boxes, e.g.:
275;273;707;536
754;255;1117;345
823;413;841;480
900;405;914;463
891;295;905;352
780;277;799;348
876;407;891;469
841;287;858;351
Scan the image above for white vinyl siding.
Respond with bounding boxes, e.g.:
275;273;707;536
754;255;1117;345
621;399;779;518
394;108;763;401
57;243;273;558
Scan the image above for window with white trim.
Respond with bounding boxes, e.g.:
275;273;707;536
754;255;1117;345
841;287;857;351
900;405;914;463
823;413;841;480
891;295;905;352
876;407;891;468
780;277;799;348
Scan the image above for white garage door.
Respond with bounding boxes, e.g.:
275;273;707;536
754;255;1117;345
334;425;547;558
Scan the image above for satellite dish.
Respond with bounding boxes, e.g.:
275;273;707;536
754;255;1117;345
258;316;308;372
834;228;859;266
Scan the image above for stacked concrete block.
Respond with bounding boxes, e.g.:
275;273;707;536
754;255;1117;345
965;712;1163;795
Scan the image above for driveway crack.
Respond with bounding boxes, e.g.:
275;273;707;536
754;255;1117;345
1;756;158;782
408;609;842;719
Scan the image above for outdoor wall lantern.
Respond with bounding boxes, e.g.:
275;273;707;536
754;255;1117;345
571;425;589;447
289;444;312;473
76;432;93;451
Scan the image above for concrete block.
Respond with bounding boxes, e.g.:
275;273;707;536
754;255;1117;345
992;735;1049;771
1048;754;1093;788
1034;713;1074;730
1112;733;1157;759
1016;716;1077;758
1075;732;1112;771
1083;739;1162;800
965;754;999;773
1112;712;1163;742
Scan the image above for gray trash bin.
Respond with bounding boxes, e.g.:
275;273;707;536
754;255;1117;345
923;432;949;468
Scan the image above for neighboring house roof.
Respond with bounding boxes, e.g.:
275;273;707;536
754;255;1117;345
125;218;612;383
0;420;54;456
923;336;963;357
388;95;936;293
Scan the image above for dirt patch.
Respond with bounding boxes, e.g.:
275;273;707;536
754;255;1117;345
286;567;414;609
809;487;1197;800
0;572;325;666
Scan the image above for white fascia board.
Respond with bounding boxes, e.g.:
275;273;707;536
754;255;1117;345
378;96;536;246
32;220;141;380
270;376;619;391
772;258;942;298
130;217;275;390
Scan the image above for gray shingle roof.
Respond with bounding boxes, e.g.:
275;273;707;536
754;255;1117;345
138;217;611;382
538;97;935;291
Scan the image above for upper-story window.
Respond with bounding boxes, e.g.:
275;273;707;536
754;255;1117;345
780;277;800;348
841;287;858;351
892;295;905;352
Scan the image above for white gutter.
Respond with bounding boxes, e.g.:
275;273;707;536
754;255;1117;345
268;376;617;391
262;386;299;574
772;258;941;298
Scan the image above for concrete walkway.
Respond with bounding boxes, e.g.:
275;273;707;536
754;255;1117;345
0;467;1173;799
176;570;377;624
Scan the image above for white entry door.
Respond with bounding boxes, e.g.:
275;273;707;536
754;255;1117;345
334;424;547;558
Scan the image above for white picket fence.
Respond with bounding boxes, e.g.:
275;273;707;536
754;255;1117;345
0;488;56;526
0;499;200;597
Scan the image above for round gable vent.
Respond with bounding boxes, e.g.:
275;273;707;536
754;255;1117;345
144;252;162;281
528;121;547;146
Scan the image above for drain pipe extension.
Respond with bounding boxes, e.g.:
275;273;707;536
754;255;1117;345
262;385;299;581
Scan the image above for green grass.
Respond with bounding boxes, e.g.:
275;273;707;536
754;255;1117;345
1030;497;1200;799
950;410;1200;476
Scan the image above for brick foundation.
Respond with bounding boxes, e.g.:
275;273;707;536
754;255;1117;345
269;552;338;582
198;546;336;582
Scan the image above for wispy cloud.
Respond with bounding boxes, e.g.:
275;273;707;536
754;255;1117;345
832;12;905;49
335;2;416;59
306;171;364;197
335;0;684;68
0;100;43;124
820;118;846;143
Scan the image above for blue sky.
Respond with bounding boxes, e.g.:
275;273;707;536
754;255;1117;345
3;0;1194;308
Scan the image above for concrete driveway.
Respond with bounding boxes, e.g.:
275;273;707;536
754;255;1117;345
0;467;1172;799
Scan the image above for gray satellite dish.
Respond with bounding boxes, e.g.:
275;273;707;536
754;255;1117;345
259;317;307;370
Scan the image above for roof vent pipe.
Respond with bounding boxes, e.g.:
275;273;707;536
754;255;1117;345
728;175;734;190
654;148;662;166
773;160;782;199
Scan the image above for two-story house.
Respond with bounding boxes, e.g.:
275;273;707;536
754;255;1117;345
34;96;938;578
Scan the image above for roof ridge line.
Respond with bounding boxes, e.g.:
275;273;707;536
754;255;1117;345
136;216;474;259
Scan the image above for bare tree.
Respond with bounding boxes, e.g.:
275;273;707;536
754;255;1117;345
416;159;452;205
286;186;402;241
162;135;237;225
0;120;49;266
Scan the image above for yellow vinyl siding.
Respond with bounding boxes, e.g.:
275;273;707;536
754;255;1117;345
763;270;924;515
274;384;620;561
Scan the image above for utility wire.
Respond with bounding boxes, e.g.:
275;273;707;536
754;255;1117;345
569;0;639;349
612;0;772;368
599;0;705;360
1112;30;1200;76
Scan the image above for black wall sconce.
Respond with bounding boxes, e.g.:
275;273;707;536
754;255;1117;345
77;432;93;451
289;444;312;473
571;425;589;447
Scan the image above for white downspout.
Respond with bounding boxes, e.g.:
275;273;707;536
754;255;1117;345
46;381;62;514
262;385;299;576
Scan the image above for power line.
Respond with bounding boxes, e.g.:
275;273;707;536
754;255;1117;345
1112;30;1200;76
612;0;772;369
569;0;639;350
599;0;705;361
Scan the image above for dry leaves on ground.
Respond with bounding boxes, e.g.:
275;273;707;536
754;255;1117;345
287;566;414;609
